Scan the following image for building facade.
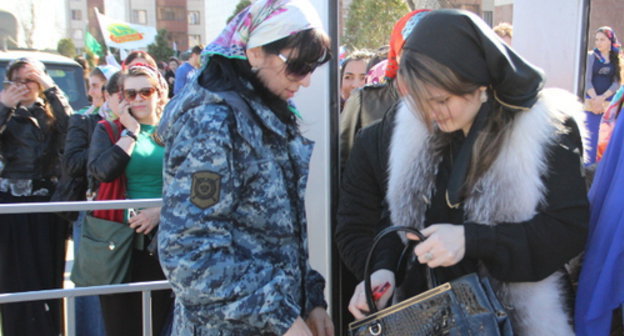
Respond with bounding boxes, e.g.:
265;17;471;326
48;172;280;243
494;0;513;25
64;0;241;56
67;0;89;49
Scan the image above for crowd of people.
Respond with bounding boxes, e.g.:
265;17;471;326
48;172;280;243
1;0;624;335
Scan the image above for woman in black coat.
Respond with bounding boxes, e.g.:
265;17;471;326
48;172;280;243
0;57;72;336
55;70;123;212
339;10;588;335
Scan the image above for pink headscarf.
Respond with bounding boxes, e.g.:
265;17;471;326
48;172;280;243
366;60;388;85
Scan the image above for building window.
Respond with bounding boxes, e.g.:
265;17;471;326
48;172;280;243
71;9;82;21
482;11;493;26
188;11;200;25
73;29;83;40
133;10;148;24
189;34;202;47
158;7;185;21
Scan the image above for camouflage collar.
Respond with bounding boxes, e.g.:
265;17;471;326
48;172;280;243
240;94;288;138
217;90;289;152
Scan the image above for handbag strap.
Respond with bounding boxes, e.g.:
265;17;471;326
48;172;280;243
92;119;126;222
102;119;122;142
364;226;439;314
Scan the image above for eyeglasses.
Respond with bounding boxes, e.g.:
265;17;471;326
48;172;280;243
277;51;328;80
3;78;36;87
123;87;157;101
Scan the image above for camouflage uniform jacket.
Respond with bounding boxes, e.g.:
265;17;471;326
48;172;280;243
158;78;327;336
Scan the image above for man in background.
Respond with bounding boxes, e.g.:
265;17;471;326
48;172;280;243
174;45;203;95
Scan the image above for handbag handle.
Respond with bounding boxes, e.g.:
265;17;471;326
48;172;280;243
363;226;439;315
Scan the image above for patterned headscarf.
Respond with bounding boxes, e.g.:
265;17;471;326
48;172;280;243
385;9;430;80
594;26;621;63
366;59;388;85
202;0;323;64
597;86;624;161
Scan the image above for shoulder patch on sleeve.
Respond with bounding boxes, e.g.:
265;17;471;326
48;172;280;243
190;171;221;209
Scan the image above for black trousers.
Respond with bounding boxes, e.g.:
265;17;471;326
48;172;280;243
100;248;173;336
0;192;68;336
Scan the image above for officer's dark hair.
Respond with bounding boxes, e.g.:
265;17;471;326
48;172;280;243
199;28;331;126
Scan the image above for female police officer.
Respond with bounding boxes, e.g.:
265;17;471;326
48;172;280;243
158;1;333;335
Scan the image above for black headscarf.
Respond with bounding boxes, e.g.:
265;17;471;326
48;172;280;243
402;9;545;206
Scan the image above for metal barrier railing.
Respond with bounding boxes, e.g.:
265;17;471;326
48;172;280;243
0;199;170;336
0;281;172;336
0;198;163;214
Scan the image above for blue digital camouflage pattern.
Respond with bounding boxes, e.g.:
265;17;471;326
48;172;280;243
158;76;327;335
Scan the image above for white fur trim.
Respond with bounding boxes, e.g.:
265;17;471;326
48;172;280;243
387;89;581;335
501;272;574;335
387;99;438;230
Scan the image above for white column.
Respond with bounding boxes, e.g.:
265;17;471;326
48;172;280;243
512;0;585;93
294;0;334;314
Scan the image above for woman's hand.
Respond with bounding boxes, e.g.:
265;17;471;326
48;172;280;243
348;269;395;320
408;224;466;268
284;316;313;336
128;207;160;235
25;67;55;91
589;95;608;115
0;84;28;108
118;101;140;134
305;307;334;336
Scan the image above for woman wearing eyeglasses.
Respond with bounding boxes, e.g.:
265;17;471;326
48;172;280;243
0;58;72;336
157;0;333;335
87;65;173;336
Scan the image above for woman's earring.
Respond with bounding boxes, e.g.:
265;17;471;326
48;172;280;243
480;90;488;103
251;66;259;74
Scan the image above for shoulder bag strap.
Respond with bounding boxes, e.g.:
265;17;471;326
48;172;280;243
102;120;121;142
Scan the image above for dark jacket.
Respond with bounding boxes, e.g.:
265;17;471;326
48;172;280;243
158;80;326;334
335;105;401;280
339;82;399;169
88;121;129;183
0;87;71;180
50;112;103;220
65;113;103;181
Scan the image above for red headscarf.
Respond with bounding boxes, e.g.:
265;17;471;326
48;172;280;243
385;9;430;80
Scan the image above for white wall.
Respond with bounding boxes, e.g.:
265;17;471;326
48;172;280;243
292;0;334;313
513;0;584;93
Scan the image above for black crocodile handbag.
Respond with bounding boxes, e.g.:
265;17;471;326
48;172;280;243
348;226;514;336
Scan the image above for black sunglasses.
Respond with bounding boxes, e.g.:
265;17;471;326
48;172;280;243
277;49;329;80
123;87;157;101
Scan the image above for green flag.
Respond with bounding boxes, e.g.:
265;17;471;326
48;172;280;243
85;30;104;56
